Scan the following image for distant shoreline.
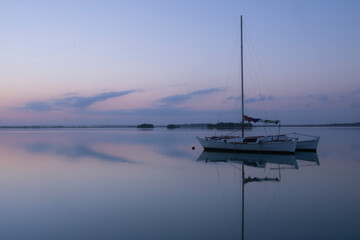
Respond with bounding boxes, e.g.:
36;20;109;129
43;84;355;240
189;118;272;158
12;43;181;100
0;122;358;129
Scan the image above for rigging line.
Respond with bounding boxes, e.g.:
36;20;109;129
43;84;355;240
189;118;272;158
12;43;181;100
216;27;241;125
227;162;242;170
232;164;243;232
244;41;265;109
297;163;319;168
244;28;281;137
278;163;281;180
252;166;274;240
215;166;235;238
225;128;241;136
246;176;263;239
246;34;277;135
270;166;297;170
243;25;268;120
258;169;281;240
263;124;268;136
234;166;237;186
243;27;272;134
244;22;280;121
284;132;319;138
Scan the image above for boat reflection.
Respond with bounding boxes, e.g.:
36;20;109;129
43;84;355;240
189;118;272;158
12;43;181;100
198;151;299;169
197;150;320;240
295;151;320;165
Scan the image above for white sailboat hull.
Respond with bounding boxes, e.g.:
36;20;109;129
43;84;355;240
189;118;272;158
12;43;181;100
196;136;297;154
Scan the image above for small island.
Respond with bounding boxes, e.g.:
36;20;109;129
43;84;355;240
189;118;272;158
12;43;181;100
166;124;181;129
136;123;155;129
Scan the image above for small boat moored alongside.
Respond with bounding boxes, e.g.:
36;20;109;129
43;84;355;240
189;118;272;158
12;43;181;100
285;133;320;151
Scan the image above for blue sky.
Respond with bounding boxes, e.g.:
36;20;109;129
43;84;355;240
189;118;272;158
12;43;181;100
0;0;359;125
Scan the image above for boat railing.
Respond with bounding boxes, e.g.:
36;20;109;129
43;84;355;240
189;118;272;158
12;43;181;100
283;132;319;139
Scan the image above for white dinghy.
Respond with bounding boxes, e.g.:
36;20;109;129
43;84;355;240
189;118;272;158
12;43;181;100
285;133;320;151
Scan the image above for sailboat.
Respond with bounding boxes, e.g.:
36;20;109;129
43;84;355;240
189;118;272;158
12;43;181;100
196;16;297;154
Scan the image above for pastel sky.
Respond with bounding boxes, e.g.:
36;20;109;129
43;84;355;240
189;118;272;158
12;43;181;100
1;0;359;125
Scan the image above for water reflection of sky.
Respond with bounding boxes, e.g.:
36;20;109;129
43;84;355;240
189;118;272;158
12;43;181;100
25;142;133;163
5;129;198;163
0;128;359;240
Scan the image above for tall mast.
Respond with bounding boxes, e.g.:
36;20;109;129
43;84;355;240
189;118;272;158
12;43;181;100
241;15;244;137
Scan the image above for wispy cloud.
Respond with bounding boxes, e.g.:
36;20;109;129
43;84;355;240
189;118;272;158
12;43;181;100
21;90;137;112
246;94;274;104
226;94;275;104
24;102;54;112
156;88;225;107
53;91;136;109
87;107;196;117
295;93;332;102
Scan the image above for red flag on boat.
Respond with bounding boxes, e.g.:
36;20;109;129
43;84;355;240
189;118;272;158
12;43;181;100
243;115;280;124
243;115;253;122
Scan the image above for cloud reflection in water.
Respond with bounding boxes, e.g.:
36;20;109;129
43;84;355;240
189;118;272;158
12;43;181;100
25;142;134;163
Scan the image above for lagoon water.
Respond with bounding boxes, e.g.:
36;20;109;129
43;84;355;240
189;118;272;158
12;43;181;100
0;127;359;240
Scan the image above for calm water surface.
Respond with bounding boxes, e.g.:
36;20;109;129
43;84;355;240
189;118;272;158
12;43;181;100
0;127;359;240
